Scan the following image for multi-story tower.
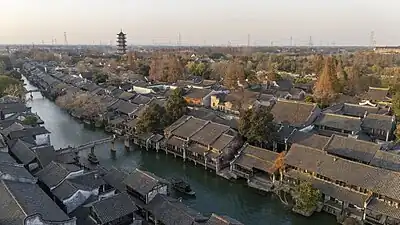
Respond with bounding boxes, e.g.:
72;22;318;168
117;30;127;55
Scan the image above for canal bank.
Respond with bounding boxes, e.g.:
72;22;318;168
23;77;337;225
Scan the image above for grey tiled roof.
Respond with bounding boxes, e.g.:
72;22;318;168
0;151;17;164
123;168;165;196
8;126;50;139
199;214;244;225
287;131;330;150
315;113;362;132
0;180;26;225
164;115;190;135
210;134;235;151
68;171;105;190
362;113;394;131
365;87;390;102
103;167;128;192
184;88;212;99
286;144;400;201
324;135;380;164
172;117;207;139
91;193;137;224
116;101;139;115
36;161;82;189
271;99;316;127
191;122;230;146
9;139;36;165
146;194;208;225
286;170;369;207
1;180;70;222
367;198;400;219
52;180;79;200
234;144;278;173
31;145;56;168
0;163;35;182
369;151;400;172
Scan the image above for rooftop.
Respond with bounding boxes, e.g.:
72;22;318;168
315;113;362;132
234;144;278;173
171;116;207;139
191;122;230;146
123;168;166;196
286;144;400;201
324;135;380;164
91;193;137;224
287;130;330;150
271;99;316;127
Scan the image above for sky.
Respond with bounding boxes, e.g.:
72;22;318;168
1;0;399;46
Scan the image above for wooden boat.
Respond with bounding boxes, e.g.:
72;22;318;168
171;178;195;196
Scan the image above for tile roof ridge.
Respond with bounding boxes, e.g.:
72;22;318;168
136;168;158;182
2;180;28;217
324;112;361;120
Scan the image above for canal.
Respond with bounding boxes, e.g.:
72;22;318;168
23;77;337;225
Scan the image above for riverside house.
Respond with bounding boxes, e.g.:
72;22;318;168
230;144;278;192
284;143;400;224
164;115;241;174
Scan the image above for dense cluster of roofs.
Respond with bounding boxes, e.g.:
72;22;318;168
16;59;400;225
0;97;245;225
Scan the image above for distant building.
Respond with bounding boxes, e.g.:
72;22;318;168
374;46;400;54
117;30;127;55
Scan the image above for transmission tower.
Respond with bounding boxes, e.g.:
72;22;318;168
177;33;181;47
247;34;251;47
290;36;293;47
370;31;376;48
308;36;313;47
64;32;68;46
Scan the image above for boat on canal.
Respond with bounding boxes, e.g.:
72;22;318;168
171;178;196;196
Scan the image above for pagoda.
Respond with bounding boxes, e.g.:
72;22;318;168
117;30;127;55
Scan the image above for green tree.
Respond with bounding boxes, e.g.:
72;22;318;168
0;75;24;98
239;106;276;146
304;96;314;103
22;115;38;126
0;61;5;74
392;93;400;118
93;72;108;84
295;181;322;212
165;88;187;123
136;103;167;134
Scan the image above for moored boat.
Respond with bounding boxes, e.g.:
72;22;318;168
171;178;195;196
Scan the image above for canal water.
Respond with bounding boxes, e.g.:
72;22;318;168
23;77;336;225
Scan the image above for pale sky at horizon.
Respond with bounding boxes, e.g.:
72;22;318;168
1;0;399;46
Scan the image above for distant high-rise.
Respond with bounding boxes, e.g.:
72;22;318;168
117;30;127;55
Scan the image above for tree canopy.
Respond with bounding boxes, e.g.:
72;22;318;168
295;181;322;212
239;106;276;146
0;75;25;99
136;103;167;134
165;88;187;124
313;56;338;105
